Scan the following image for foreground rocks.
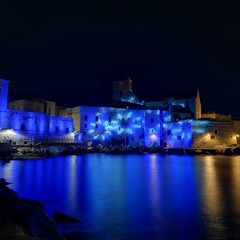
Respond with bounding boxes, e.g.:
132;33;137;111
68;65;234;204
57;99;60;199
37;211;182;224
53;211;80;223
0;178;64;240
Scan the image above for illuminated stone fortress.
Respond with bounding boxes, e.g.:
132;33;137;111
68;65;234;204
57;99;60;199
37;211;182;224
1;77;239;149
0;79;74;145
61;77;239;149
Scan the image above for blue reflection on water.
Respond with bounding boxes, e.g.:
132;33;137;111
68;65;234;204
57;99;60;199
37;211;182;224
1;154;240;239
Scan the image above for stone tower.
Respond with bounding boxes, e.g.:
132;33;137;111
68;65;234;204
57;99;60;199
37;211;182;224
113;76;133;101
195;89;202;119
122;77;132;92
0;79;9;111
112;80;123;101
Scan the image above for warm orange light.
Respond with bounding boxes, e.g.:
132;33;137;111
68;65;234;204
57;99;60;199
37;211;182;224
236;134;239;138
150;134;157;141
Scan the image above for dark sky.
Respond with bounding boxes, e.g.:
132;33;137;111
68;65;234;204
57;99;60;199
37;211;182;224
1;1;240;116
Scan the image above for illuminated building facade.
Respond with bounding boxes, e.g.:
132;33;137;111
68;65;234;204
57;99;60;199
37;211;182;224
66;106;237;149
1;78;238;148
0;79;74;145
66;106;164;147
66;79;237;148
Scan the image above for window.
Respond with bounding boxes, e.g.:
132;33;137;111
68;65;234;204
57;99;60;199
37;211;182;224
95;116;99;121
211;135;216;139
167;130;171;135
84;115;88;121
21;124;26;130
215;130;218;134
48;107;51;114
66;128;69;134
109;117;112;122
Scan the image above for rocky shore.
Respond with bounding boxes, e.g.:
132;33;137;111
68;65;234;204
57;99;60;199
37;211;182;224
0;178;84;240
0;178;65;239
8;142;240;160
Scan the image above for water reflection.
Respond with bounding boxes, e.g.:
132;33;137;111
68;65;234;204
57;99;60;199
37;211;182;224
232;159;240;212
1;154;240;239
202;156;222;218
149;154;161;224
68;155;78;212
200;155;240;239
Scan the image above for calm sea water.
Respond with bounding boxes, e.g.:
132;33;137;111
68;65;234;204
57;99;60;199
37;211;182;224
1;154;240;240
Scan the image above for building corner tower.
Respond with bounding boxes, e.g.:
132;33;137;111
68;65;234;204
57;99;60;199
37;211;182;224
0;79;9;111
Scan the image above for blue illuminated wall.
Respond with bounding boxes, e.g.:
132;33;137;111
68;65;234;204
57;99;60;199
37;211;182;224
0;108;74;144
79;106;146;146
162;120;193;148
0;79;9;110
49;116;74;142
75;106;202;148
144;109;161;146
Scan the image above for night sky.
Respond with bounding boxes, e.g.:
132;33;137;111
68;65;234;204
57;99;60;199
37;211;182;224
1;1;240;116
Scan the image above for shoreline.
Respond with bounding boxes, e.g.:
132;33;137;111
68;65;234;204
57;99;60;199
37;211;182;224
0;178;85;240
10;145;240;159
0;178;65;240
2;143;240;161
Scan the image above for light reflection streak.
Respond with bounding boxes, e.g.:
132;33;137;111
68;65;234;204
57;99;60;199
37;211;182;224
231;157;240;212
149;154;161;221
202;156;222;218
2;161;13;180
68;155;78;212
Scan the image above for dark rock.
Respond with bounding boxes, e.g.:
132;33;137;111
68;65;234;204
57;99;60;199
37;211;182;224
224;148;233;155
24;199;44;210
0;178;11;185
0;179;64;239
232;147;240;154
53;211;80;223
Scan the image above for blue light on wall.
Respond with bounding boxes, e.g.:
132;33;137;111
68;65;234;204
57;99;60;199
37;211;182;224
0;107;74;143
80;106;145;145
162;120;192;148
